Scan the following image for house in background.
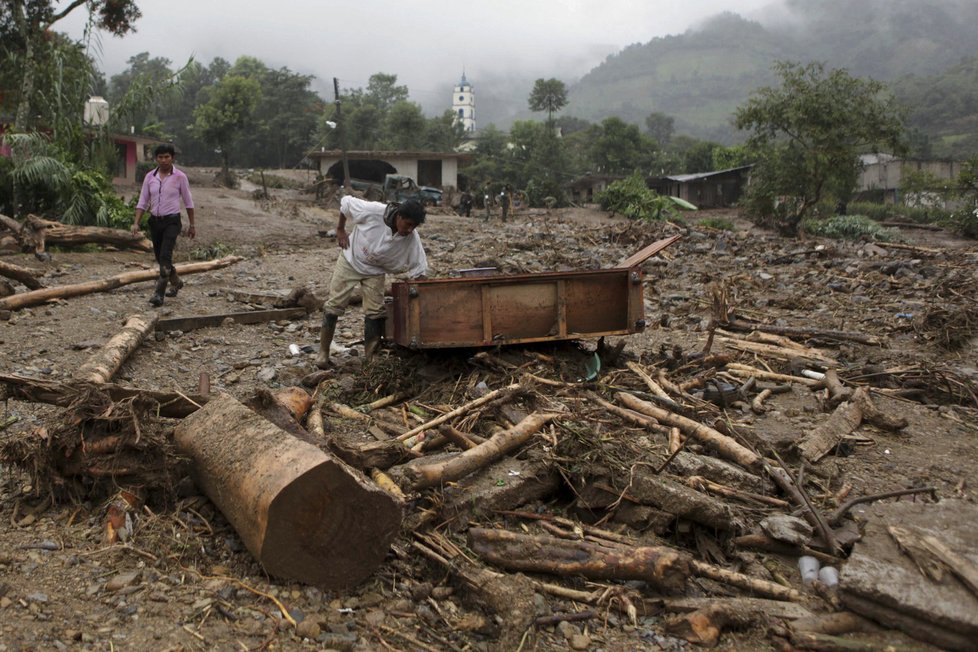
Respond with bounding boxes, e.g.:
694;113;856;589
307;150;471;190
856;153;963;204
648;165;753;208
567;174;625;205
108;131;168;185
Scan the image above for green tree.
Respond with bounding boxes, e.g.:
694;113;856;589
192;74;261;186
644;112;675;146
3;0;141;130
528;78;568;124
365;73;409;112
735;61;905;234
382;100;426;150
588;117;656;175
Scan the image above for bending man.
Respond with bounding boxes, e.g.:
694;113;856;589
317;196;428;367
131;143;196;306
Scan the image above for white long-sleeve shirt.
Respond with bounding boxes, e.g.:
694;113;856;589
339;196;428;278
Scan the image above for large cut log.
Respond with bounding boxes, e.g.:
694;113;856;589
0;373;206;418
73;313;158;383
468;527;690;591
0;256;243;311
0;259;44;290
173;394;402;588
25;213;153;252
392;412;556;490
617;392;761;469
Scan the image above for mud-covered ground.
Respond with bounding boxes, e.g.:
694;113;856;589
1;169;976;651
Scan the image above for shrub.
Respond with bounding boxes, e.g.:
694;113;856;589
597;173;677;222
942;208;978;239
802;214;898;241
189;242;236;260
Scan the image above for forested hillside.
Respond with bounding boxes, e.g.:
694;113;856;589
565;0;978;154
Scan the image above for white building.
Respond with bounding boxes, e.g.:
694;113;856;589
452;73;476;133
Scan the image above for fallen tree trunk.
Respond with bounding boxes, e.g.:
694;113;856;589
0;256;244;311
467;527;690;591
393;412;556;490
625;466;747;531
173;393;402;589
73;313;158;383
725;319;882;346
0;373;206;418
25;213;153;252
617;391;760;469
0;259;44;290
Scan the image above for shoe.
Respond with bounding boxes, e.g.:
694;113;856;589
315;313;338;369
364;316;386;361
165;270;184;297
149;276;167;307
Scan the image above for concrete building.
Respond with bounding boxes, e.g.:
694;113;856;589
307;150;471;190
857;153;963;204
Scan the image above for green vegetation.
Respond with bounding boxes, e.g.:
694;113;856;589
802;215;898;241
189;242;237;261
735;61;905;235
597;173;679;222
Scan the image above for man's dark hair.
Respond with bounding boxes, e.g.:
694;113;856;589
153;143;176;157
397;199;426;225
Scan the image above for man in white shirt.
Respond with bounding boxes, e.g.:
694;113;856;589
316;196;428;367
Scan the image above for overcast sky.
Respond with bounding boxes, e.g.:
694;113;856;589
58;0;776;106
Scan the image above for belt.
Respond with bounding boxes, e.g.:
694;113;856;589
150;213;181;219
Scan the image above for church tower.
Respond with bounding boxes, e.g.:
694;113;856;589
452;72;476;133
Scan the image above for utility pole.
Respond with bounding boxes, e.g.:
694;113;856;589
333;77;352;191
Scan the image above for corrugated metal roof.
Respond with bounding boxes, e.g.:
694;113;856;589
659;164;753;183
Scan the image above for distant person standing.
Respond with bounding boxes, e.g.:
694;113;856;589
459;191;473;217
499;185;511;222
131;144;196;307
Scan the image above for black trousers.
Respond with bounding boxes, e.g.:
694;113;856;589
149;214;182;276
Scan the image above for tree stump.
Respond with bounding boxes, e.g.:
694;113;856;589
173;393;402;589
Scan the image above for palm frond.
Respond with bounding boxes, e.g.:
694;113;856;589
12;156;72;190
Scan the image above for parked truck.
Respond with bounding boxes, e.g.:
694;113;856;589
349;174;443;206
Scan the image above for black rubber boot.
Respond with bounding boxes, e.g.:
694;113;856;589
149;276;167;307
363;316;386;362
315;313;338;369
165;269;184;297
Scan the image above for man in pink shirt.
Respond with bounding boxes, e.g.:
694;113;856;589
131;144;196;306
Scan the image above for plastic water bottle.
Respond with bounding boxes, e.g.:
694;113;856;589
818;566;839;587
798;556;820;584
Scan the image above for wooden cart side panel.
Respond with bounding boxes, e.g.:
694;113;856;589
564;273;631;334
488;282;559;341
415;284;485;345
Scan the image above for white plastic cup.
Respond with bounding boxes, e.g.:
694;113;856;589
818;566;839;587
798;555;820;584
288;344;301;357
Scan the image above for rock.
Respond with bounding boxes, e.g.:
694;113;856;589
557;621;580;639
569;633;591;650
105;571;141;592
840;499;978;651
295;619;321;640
256;367;277;382
760;514;813;546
